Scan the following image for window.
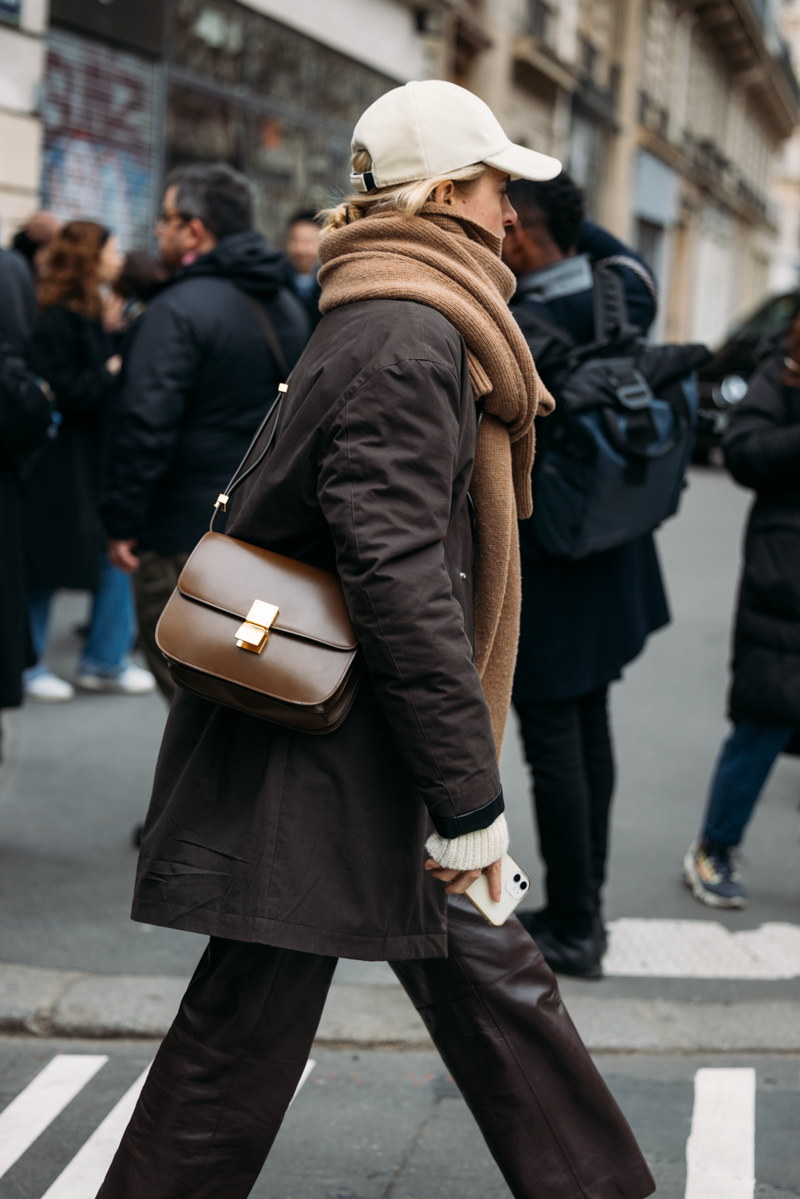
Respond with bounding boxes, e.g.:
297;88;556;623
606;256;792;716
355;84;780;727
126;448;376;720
0;0;20;24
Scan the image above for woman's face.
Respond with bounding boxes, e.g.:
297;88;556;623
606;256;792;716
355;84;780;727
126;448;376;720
434;169;517;241
98;235;124;286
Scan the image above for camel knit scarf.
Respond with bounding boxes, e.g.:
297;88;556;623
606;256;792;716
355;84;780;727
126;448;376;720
318;203;554;754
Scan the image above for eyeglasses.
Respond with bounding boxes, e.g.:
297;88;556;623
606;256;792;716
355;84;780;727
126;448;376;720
154;210;192;231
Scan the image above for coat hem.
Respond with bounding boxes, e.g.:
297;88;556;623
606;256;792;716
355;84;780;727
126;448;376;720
131;900;449;962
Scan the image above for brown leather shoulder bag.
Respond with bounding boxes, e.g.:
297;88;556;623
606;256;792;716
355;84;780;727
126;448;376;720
156;382;362;734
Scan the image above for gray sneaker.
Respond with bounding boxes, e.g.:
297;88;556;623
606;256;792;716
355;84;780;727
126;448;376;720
682;839;747;909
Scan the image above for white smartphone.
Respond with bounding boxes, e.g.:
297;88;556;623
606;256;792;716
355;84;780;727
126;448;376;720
465;853;531;927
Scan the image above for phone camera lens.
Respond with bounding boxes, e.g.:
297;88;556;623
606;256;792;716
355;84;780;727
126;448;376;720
513;874;520;882
520;881;528;890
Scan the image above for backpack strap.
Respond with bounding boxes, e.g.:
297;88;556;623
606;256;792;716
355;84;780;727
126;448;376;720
595;254;659;310
591;264;641;345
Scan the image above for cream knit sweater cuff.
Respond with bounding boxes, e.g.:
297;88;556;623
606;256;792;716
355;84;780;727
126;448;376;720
425;813;509;873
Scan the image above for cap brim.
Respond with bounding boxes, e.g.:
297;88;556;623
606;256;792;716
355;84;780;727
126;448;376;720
484;142;562;182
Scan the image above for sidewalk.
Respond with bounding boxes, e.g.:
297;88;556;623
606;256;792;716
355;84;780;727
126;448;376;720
2;956;800;1051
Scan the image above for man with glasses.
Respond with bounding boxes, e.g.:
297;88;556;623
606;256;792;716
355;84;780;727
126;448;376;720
102;163;309;703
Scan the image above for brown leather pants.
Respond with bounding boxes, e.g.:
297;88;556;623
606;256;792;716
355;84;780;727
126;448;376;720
96;898;654;1199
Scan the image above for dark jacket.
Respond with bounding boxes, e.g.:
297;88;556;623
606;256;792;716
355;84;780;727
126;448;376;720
132;299;502;960
101;231;310;555
724;353;800;728
24;306;116;591
0;337;51;706
511;223;669;705
289;267;323;330
0;248;36;352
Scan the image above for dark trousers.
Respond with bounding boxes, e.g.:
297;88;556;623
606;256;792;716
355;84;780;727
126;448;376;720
703;720;794;846
514;687;614;936
132;550;190;702
97;897;653;1199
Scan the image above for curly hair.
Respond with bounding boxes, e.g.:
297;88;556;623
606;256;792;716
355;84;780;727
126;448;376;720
507;172;584;254
37;220;109;320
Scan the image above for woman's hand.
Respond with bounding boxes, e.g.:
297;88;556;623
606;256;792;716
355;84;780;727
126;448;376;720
106;354;123;376
425;856;503;902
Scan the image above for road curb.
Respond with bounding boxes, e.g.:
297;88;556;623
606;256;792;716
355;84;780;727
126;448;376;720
2;961;800;1051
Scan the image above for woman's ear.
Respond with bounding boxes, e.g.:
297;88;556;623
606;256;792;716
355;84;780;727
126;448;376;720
432;180;456;206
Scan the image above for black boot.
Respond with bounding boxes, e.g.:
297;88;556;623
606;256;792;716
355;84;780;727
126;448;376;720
518;909;603;980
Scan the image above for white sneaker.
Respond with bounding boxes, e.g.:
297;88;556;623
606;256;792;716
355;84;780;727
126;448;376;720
24;671;76;702
76;663;156;695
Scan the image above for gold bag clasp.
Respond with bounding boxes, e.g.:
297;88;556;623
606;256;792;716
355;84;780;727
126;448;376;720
235;600;279;654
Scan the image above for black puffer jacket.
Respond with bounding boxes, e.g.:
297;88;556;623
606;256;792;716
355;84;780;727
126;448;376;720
101;231;309;555
724;353;800;728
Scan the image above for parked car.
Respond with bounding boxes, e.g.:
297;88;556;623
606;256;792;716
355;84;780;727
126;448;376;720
694;289;800;461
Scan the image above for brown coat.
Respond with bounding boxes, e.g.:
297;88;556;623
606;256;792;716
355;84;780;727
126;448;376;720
133;299;504;960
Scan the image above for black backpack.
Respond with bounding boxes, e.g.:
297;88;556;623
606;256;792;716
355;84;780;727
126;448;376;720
515;266;711;559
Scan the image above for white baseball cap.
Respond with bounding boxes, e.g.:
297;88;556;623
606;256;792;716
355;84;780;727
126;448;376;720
350;79;562;193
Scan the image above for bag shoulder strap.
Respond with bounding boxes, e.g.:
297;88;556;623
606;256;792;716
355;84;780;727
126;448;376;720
243;293;290;383
210;383;287;531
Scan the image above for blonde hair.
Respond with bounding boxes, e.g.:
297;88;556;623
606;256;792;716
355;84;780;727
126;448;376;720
320;149;488;231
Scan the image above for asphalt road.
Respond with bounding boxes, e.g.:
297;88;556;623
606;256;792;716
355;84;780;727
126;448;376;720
0;465;799;999
0;1040;798;1199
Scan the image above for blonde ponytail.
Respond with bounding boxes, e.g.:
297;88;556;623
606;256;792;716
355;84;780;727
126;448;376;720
319;150;488;232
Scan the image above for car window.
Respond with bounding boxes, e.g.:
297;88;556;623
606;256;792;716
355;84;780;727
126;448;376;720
729;293;800;344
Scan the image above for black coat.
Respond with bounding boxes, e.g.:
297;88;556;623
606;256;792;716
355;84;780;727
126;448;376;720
24;306;116;591
511;224;669;704
0;248;36;353
0;337;51;706
101;231;310;555
132;300;502;961
724;354;800;728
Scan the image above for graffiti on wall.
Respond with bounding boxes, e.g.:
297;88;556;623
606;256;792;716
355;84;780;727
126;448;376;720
42;30;159;250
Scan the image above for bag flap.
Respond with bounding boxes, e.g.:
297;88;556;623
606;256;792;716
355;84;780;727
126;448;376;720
178;532;358;651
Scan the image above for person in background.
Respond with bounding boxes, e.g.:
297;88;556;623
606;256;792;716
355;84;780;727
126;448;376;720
285;209;322;329
503;173;668;978
682;323;800;908
23;220;155;702
110;252;169;336
0;338;52;749
11;211;60;281
102;164;309;702
0;245;37;350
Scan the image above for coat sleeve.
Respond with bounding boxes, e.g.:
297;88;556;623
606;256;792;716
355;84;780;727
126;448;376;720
28;308;114;419
723;358;800;492
316;356;503;838
101;296;200;541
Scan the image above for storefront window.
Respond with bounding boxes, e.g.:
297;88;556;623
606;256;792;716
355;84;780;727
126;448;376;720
167;85;242;168
167;0;396;245
173;0;247;87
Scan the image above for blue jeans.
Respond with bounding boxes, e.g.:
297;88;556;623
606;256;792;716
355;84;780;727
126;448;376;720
26;555;136;679
702;721;794;847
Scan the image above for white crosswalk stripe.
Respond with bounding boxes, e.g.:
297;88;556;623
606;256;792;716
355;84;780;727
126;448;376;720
0;1056;773;1196
39;1064;151;1199
0;1054;316;1197
685;1068;756;1199
0;1055;108;1181
604;919;800;979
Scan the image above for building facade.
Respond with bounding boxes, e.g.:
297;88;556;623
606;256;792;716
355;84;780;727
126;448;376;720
1;0;797;345
458;0;799;344
0;0;48;242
